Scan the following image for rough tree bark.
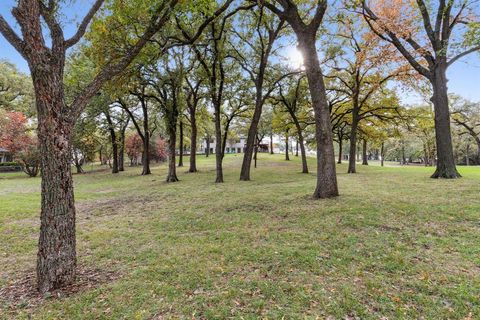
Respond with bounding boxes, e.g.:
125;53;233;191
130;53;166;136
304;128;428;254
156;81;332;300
262;0;338;197
0;0;180;292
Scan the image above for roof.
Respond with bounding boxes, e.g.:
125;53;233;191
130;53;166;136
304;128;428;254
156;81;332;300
0;147;10;153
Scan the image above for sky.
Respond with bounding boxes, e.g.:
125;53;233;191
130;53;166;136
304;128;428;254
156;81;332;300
1;1;479;105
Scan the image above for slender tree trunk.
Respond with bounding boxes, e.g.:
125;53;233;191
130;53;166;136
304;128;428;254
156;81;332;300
189;112;197;172
285;131;290;161
142;132;151;175
118;124;127;172
166;125;178;182
270;133;274;154
105;113;119;174
178;120;184;167
214;104;223;183
254;136;258;169
348;108;359;173
36;94;76;293
240;88;264;181
206;136;210;158
381;142;385;167
362;139;368;166
430;63;460;178
337;139;343;164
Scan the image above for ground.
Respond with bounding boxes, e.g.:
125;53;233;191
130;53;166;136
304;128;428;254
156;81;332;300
1;154;479;319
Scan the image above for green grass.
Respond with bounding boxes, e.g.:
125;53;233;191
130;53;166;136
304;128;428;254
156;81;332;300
1;154;480;319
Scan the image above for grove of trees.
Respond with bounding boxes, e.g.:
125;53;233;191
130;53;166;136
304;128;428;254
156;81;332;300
0;0;478;293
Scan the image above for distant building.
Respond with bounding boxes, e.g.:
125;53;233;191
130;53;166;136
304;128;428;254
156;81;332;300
0;148;13;163
199;137;271;154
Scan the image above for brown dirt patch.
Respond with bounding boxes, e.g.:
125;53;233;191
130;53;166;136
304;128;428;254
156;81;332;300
0;265;120;315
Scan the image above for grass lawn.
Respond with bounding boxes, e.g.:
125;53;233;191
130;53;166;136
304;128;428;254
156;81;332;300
1;154;480;319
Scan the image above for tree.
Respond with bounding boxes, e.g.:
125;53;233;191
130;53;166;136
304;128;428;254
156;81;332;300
0;110;30;154
360;0;480;178
451;96;480;163
325;13;409;173
0;60;34;114
230;6;286;181
179;2;249;182
261;0;339;198
184;65;204;173
16;136;41;177
125;133;143;166
0;0;180;292
272;74;310;173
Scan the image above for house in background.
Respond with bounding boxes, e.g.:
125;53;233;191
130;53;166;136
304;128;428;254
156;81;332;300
200;137;247;155
199;137;272;155
0;147;13;163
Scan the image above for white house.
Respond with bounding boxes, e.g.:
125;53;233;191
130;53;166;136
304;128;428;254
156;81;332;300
200;137;246;154
0;147;13;163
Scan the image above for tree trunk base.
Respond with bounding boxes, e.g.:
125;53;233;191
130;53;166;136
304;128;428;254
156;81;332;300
166;175;179;182
430;168;461;179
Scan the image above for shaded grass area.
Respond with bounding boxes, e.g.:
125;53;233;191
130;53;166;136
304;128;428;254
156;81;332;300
1;154;480;319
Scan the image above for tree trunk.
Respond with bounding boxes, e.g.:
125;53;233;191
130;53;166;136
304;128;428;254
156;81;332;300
337;139;343;164
270;133;274;154
189;112;197;172
285;131;290;161
105;112;119;174
142;132;151;175
381;142;385;167
206;136;210;158
348;108;359;173
254;136;258;169
362;139;368;166
178;120;184;167
118;123;127;172
36;95;76;293
214;105;224;183
430;64;460;178
166;125;178;182
240;90;264;181
298;36;338;198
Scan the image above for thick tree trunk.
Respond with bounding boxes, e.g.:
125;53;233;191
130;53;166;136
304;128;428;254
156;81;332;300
285;132;290;161
189;113;197;172
362;139;368;166
178;120;184;167
298;36;338;198
348;108;359;173
430;64;460;178
36;96;76;293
